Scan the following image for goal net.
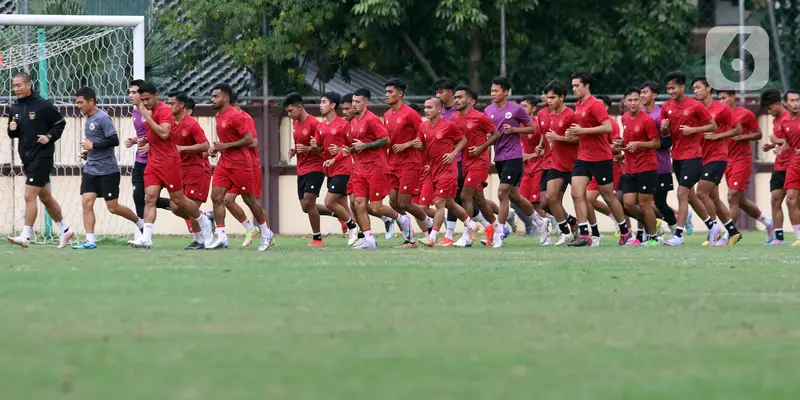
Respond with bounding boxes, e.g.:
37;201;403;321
0;15;145;244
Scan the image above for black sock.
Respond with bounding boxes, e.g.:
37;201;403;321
618;221;630;235
655;192;677;225
723;219;739;236
346;219;357;230
427;227;432;235
567;215;577;226
675;227;684;238
591;224;600;237
357;231;365;239
558;220;571;234
776;229;784;241
703;217;715;229
636;229;644;242
579;223;590;236
313;233;322;241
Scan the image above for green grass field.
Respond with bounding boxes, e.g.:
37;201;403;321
2;233;800;400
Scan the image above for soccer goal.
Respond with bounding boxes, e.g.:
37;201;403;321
0;14;145;244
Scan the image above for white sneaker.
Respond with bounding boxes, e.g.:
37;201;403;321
539;219;551;245
555;233;573;246
7;236;30;248
591;235;601;247
199;218;215;247
207;237;230;250
351;237;365;248
664;236;684;246
492;231;504;248
655;219;668;237
129;238;153;249
384;219;396;239
454;235;470;248
257;231;274;251
397;215;414;242
354;239;378;250
133;226;143;242
58;229;75;249
707;223;721;244
348;229;359;246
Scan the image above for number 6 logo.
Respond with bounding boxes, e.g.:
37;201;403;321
705;26;769;91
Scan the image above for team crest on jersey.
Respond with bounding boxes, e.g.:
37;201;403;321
182;130;188;137
359;127;363;132
558;121;563;127
467;123;473;129
28;112;36;120
668;110;673;115
634;125;640;132
581;111;586;117
683;110;689;116
331;129;337;135
89;123;96;131
221;122;227;128
302;129;308;136
711;113;715;118
141;116;146;122
397;117;402;123
504;112;512;119
436;133;443;139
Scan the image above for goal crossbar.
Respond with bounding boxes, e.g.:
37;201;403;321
0;14;146;79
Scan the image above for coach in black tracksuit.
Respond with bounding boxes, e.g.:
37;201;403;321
6;72;73;246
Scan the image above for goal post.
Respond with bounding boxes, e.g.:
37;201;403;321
0;15;145;244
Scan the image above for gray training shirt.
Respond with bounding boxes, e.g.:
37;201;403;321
83;109;120;176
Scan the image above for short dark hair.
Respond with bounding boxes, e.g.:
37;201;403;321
353;88;371;100
785;89;800;101
322;91;341;109
598;95;612;108
520;95;538;106
491;76;511;91
570;71;593;87
167;91;190;105
760;88;782;107
230;92;240;105
434;78;456;92
453;84;478;101
137;81;159;95
718;89;737;97
341;92;354;104
129;79;144;88
665;71;686;86
543;80;567;98
692;76;710;87
282;92;303;108
185;98;196;111
211;82;233;98
385;78;407;94
75;87;96;103
14;72;32;83
640;81;660;94
624;86;641;98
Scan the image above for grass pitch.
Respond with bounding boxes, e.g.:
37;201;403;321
2;233;800;400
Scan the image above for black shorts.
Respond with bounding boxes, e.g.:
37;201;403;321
622;171;658;195
700;161;727;185
657;173;674;192
22;158;53;187
771;171;787;192
572;159;614;186
297;171;325;200
80;172;121;201
457;159;464;188
545;169;571;193
673;158;703;188
495;158;523;186
540;168;551;193
327;174;350;196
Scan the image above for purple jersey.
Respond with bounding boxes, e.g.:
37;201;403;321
441;103;461;160
484;101;530;162
647;105;671;174
132;107;148;164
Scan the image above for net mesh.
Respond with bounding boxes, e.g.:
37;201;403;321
1;24;137;244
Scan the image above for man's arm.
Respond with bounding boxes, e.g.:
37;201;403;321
505;119;536;134
710;123;742;140
576;119;613;135
42;102;66;142
7;114;19;139
178;141;210;153
219;131;253;150
354;136;389;151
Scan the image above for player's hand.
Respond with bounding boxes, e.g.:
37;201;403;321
295;143;311;154
625;141;640;152
763;142;776;151
533;147;543;157
9;117;17;131
80;139;94;150
565;124;582;139
124;137;137;148
796;148;800;156
679;125;694;135
207;147;218;157
352;139;366;152
703;132;718;140
341;146;351;156
323;159;336;168
502;124;515;133
137;104;152;120
309;138;317;148
213;141;229;151
468;145;481;157
138;143;150;154
79;150;88;160
328;144;340;156
614;154;625;165
545;129;560;142
733;135;747;141
660;119;670;133
392;142;409;153
411;139;423;150
288;147;296;159
424;164;430;173
522;153;534;161
37;135;50;145
442;152;456;164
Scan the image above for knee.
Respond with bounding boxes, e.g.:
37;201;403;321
368;202;381;215
545;191;558;204
398;198;411;211
223;196;236;208
81;198;93;210
497;188;509;200
570;187;582;201
324;197;337;210
107;204;120;215
210;191;224;204
299;199;311;213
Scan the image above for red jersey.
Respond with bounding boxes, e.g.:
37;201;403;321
450;108;495;164
317;116;353;177
522;116;543;175
702;100;733;164
609;118;626;174
349;111;390;176
729;107;759;162
241;110;261;170
574;95;612;162
621;111;659;174
774;110;791;171
660;97;713;160
549;107;578;172
536;108;553;170
174;115;210;175
215;107;253;169
292;115;323;175
783;114;800;169
384;104;423;169
419;118;464;178
144;102;178;167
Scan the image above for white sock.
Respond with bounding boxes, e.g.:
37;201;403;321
258;221;272;237
241;219;255;230
492;220;503;231
380;216;392;223
196;213;211;233
86;233;96;244
531;212;544;223
217;227;228;241
136;218;144;229
430;229;439;241
474;211;490;228
56;219;69;233
21;225;32;240
364;229;375;242
794;224;800;240
193;232;202;242
424;216;434;229
463;217;477;230
642;232;648;242
445;221;456;240
758;213;772;226
143;223;153;242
